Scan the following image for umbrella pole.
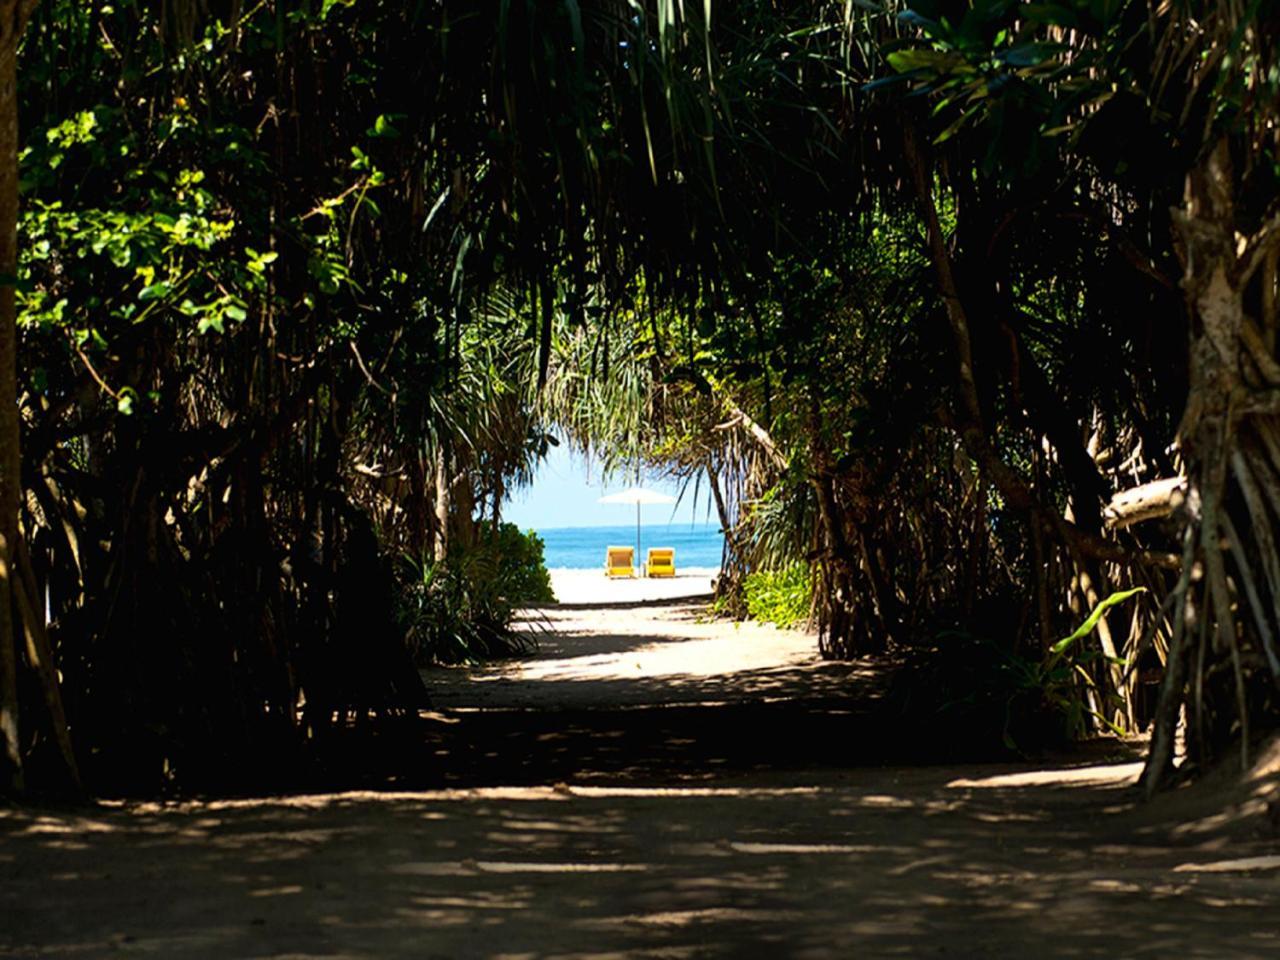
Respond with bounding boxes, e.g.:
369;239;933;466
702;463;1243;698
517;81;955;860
636;503;641;576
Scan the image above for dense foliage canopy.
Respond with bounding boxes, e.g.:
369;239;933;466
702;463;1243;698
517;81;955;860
0;0;1276;795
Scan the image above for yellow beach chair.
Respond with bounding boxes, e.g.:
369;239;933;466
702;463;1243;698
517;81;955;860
605;545;635;578
645;547;675;578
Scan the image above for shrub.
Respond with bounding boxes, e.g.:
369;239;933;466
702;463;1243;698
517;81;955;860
477;521;556;604
884;588;1147;758
884;630;1069;758
743;563;812;628
396;522;554;665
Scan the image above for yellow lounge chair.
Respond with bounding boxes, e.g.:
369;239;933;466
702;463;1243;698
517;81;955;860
605;545;635;578
645;547;675;578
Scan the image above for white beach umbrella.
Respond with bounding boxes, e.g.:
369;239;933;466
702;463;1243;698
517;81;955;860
597;486;677;562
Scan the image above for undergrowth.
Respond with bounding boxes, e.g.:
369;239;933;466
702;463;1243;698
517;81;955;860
884;588;1146;758
742;563;813;628
397;523;553;665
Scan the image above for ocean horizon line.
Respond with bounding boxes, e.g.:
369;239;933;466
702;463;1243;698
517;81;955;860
547;565;721;573
520;521;724;532
533;523;725;570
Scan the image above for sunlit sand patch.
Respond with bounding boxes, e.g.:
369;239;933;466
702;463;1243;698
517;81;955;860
18;816;118;836
946;762;1143;790
546;569;718;605
858;794;915;808
496;633;816;683
412;894;532;910
249;884;305;897
1088;879;1144;893
886;855;953;876
1172;855;1280;873
972;810;1050;823
567;785;821;799
477;860;649;874
500;818;625;834
611;907;799;927
120;787;576;815
727;841;873;855
390;860;649;876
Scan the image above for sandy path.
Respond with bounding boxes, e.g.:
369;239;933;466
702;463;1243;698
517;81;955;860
544;568;718;605
424;592;870;711
3;597;1279;958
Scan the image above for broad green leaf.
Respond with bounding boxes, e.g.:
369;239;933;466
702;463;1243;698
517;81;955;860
997;43;1060;68
886;48;961;74
138;282;172;301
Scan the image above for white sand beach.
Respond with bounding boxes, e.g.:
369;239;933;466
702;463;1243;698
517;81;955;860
546;566;719;604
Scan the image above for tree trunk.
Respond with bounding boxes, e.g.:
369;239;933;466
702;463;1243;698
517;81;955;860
433;445;450;562
1142;139;1280;795
0;1;33;794
704;460;746;615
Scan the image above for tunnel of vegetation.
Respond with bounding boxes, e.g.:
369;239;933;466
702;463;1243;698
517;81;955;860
0;0;1276;795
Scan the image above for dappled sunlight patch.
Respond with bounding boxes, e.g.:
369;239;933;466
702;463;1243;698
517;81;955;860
39;840;93;851
857;793;915;808
7;762;1280;959
485;634;820;685
119;788;572;814
1173;855;1280;873
411;892;533;911
1087;878;1144;893
594;906;801;928
498;817;625;835
727;841;873;855
518;950;704;960
567;785;821;799
390;859;650;877
16;815;118;836
666;866;792;892
886;855;954;877
475;860;650;874
426;599;876;712
662;841;732;857
946;762;1143;790
248;884;305;897
1166;795;1280;839
971;810;1051;824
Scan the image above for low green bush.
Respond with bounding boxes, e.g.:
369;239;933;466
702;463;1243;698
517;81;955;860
477;521;556;604
743;563;812;628
396;522;554;665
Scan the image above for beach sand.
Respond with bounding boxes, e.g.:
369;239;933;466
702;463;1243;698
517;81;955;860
423;570;865;712
6;570;1272;960
546;566;718;604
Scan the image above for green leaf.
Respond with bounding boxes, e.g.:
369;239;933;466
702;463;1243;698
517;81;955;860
886;48;962;74
369;114;402;139
138;282;173;301
1050;587;1147;655
997;43;1060;68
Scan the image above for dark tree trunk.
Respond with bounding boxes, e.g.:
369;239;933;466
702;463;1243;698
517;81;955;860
1142;140;1280;794
0;0;36;794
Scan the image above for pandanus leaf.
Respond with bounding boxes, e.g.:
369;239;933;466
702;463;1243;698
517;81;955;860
1050;587;1146;656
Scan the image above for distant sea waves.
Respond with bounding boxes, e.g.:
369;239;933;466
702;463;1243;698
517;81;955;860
535;524;724;571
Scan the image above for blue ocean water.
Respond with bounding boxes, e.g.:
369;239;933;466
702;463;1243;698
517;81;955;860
534;524;724;570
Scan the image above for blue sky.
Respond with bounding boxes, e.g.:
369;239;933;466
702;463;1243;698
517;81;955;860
502;445;719;530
